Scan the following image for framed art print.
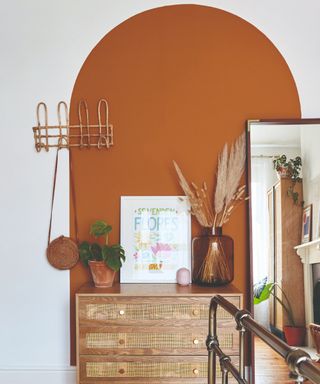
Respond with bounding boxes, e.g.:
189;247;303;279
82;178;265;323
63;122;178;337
120;196;191;283
302;204;312;243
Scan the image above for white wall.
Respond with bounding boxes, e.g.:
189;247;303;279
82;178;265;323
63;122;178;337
1;1;320;383
300;125;320;240
300;126;320;292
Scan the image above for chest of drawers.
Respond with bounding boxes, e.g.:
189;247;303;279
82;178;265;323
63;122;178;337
76;283;242;383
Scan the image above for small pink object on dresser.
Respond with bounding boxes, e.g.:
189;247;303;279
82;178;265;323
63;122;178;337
176;268;191;286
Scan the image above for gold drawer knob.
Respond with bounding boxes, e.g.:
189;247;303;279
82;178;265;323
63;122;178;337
118;368;125;375
193;338;199;345
193;368;199;375
192;309;199;316
119;310;125;316
119;339;125;345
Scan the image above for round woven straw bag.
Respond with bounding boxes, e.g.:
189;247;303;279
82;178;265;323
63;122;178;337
47;235;79;270
46;147;79;270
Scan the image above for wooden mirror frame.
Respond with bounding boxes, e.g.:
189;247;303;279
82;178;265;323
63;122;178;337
246;118;320;383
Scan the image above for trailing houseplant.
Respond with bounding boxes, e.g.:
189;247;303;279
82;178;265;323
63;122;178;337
272;155;302;181
273;155;302;204
79;220;125;288
254;277;305;346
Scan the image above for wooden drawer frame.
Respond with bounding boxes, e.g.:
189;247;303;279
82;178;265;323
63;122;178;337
76;285;242;384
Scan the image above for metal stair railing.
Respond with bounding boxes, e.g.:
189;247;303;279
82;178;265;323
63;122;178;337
207;295;320;384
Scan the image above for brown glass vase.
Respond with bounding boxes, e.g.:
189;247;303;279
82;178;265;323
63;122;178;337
192;227;234;286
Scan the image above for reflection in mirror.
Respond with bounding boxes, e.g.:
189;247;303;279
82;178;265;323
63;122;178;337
248;120;320;371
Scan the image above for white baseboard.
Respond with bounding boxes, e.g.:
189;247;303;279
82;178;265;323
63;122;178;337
0;366;76;384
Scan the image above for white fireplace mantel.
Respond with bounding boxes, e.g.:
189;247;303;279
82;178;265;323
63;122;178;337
294;238;320;347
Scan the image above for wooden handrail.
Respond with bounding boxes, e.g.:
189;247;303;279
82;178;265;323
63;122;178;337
208;295;320;383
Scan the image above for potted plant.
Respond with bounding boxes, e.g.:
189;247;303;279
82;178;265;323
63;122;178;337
253;277;305;346
273;155;302;181
273;155;302;204
79;220;125;288
273;155;291;178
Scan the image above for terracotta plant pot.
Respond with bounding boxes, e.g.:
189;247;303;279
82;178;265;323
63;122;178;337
88;260;115;288
284;326;306;346
277;166;291;179
310;323;320;354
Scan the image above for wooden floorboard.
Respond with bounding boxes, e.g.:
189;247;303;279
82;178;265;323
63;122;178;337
255;337;297;384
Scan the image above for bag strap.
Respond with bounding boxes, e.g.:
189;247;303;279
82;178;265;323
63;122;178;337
48;149;78;246
69;150;79;243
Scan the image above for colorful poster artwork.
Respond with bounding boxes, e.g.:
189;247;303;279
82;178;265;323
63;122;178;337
120;197;191;283
301;204;312;243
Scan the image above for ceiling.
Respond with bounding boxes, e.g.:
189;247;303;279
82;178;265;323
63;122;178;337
250;124;301;147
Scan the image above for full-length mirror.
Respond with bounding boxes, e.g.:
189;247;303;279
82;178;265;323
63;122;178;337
248;119;320;377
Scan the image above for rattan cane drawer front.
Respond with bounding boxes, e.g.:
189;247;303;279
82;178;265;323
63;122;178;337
78;296;240;326
80;355;207;382
79;326;238;355
79;355;239;383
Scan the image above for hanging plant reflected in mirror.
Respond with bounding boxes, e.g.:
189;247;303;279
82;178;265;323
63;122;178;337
273;155;302;205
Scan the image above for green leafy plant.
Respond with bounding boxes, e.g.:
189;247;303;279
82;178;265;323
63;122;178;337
288;156;302;183
273;154;288;172
253;277;295;326
79;220;125;271
273;155;302;204
273;155;302;181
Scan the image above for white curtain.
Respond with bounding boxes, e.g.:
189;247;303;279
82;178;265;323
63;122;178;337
251;157;275;328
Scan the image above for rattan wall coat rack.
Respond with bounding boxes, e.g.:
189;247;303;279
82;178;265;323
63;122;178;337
32;99;114;152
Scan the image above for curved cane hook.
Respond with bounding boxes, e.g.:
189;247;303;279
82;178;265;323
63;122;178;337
36;102;49;151
57;101;69;149
78;100;90;148
97;99;110;149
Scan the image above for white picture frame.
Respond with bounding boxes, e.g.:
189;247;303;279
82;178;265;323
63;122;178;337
120;196;191;283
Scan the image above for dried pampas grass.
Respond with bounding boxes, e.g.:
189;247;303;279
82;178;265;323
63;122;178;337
225;132;246;206
214;143;228;223
173;133;247;286
173;132;247;228
173;161;213;227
